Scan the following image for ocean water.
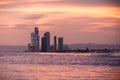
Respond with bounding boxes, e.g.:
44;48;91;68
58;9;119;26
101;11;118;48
0;46;120;80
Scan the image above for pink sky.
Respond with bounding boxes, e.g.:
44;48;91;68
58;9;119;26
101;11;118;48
0;0;120;45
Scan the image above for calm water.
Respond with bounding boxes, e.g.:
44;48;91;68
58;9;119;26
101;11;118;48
0;51;120;80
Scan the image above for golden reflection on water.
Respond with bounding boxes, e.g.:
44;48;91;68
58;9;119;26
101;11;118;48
0;52;120;80
0;64;120;80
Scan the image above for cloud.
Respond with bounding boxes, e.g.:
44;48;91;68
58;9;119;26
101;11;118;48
22;12;65;20
39;23;54;26
103;27;120;31
0;0;119;45
0;0;119;10
0;24;9;29
0;11;65;30
58;0;120;7
42;16;119;33
13;24;36;29
101;26;120;31
23;14;45;20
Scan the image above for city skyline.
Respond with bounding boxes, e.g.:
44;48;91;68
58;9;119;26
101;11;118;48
0;0;120;45
28;27;64;52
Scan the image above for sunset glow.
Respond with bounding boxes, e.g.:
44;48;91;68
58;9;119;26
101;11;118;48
0;0;119;45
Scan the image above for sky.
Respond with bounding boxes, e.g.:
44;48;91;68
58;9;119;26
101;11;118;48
0;0;120;45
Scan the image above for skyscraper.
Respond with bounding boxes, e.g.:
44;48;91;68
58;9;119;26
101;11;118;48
58;37;63;52
41;36;46;52
28;27;65;52
28;27;40;52
41;32;50;52
34;27;39;51
35;27;39;35
54;36;57;51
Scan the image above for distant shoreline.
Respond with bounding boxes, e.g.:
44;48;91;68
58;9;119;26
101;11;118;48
25;48;120;53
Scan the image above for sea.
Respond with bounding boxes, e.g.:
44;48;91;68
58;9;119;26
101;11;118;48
0;46;120;80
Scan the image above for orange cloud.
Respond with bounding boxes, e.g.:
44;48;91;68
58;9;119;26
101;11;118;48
0;0;120;45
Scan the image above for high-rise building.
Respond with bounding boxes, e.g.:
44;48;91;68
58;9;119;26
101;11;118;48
41;32;50;52
34;27;40;51
28;27;40;52
28;27;65;52
44;32;50;52
35;27;39;35
54;36;57;51
58;37;63;52
41;36;46;52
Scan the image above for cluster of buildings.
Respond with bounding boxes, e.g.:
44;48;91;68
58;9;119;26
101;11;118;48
28;27;67;52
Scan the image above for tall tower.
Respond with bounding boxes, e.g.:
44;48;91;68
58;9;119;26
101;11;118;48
41;36;46;52
34;27;39;51
35;27;39;35
58;37;63;52
29;27;40;52
54;36;57;51
31;32;36;47
41;32;50;52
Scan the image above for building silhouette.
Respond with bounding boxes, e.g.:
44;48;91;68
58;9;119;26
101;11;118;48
58;37;63;52
41;36;46;52
28;27;40;52
41;32;50;52
54;36;57;51
28;27;65;52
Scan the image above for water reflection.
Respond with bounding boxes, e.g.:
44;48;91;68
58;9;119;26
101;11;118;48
0;52;120;80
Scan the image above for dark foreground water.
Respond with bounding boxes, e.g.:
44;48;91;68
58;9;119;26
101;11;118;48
0;52;120;80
